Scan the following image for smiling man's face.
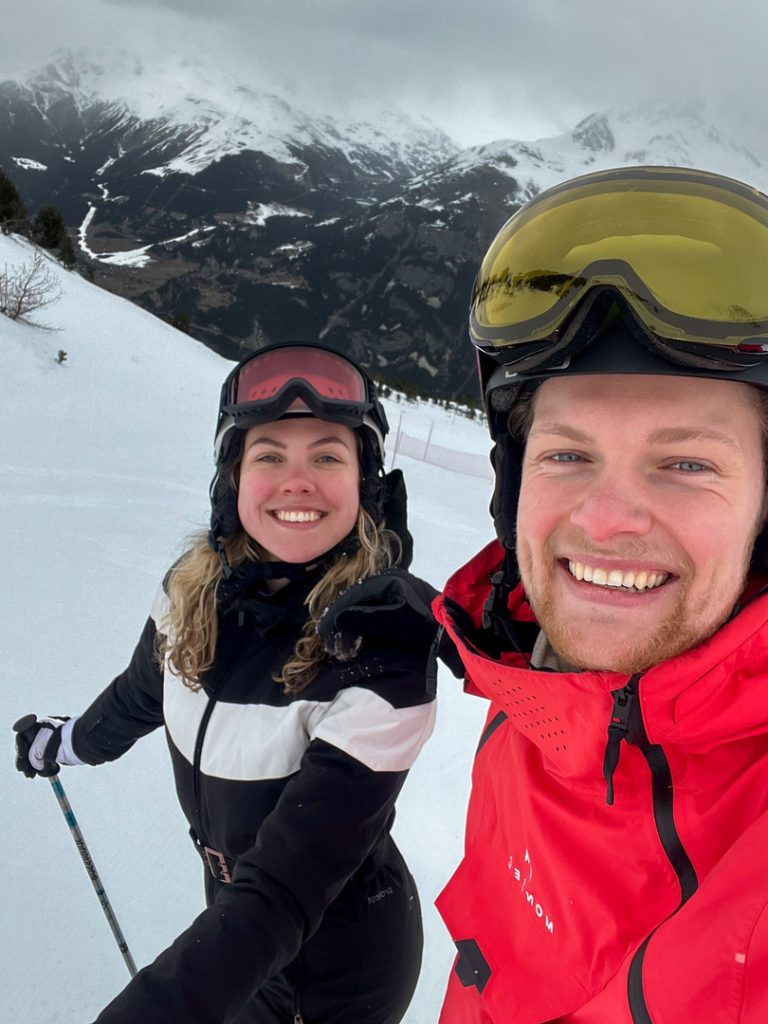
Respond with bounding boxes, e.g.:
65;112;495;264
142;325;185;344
516;373;767;673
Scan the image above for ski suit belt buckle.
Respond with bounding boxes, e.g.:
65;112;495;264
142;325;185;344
188;828;235;884
203;846;233;884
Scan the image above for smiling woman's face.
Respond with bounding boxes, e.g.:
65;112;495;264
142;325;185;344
236;417;360;564
516;373;767;672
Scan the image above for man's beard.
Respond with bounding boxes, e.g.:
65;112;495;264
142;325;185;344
518;536;753;674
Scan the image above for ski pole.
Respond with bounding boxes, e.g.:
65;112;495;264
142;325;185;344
14;715;138;978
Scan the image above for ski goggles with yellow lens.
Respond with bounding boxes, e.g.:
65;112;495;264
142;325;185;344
470;166;768;372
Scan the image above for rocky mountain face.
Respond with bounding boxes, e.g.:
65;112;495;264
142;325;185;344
3;55;768;399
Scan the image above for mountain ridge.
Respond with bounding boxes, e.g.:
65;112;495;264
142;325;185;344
2;50;767;398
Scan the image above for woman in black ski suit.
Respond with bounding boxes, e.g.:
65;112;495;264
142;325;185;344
15;343;438;1024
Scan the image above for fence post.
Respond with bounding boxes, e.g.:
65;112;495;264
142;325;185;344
390;412;404;470
423;421;435;461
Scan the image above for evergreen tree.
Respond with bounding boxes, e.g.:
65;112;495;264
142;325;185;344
58;232;76;270
31;205;76;268
31;205;67;249
0;168;27;233
170;311;191;334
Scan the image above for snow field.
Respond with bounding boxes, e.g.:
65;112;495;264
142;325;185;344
0;234;492;1022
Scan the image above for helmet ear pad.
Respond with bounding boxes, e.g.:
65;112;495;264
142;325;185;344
210;467;241;541
209;431;244;543
358;428;386;524
489;432;523;581
486;379;536;583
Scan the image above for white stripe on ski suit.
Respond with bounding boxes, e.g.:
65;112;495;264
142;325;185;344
153;589;436;779
162;673;435;779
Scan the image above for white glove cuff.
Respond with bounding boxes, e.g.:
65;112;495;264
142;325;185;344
59;717;85;766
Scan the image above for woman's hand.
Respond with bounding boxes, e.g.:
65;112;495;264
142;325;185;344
318;569;439;658
13;715;82;777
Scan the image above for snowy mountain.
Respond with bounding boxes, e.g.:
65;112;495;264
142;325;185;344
312;100;768;397
436;100;767;195
2;49;457;199
2;50;767;399
0;230;492;1023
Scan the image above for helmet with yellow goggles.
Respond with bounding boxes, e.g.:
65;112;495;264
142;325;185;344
468;166;768;604
472;164;768;404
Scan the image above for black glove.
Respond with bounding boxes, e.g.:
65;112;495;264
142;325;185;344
14;715;71;778
318;569;439;660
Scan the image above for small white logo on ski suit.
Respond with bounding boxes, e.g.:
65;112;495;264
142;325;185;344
507;849;555;935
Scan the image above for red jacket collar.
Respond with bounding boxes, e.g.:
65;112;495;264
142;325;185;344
436;540;768;752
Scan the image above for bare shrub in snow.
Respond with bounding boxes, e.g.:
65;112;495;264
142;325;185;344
0;251;62;325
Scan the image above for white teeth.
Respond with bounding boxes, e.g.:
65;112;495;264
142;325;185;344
274;510;322;523
567;561;669;592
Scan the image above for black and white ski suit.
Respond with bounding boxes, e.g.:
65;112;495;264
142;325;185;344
71;565;437;1024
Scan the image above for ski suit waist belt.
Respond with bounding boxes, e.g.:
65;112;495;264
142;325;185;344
189;828;235;884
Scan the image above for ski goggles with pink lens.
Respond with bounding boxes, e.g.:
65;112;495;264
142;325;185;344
214;343;388;462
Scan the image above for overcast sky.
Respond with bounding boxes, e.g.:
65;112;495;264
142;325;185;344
2;0;767;146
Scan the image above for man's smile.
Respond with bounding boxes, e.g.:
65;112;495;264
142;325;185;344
565;560;671;592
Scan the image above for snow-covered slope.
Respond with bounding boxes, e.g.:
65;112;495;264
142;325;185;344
0;235;491;1023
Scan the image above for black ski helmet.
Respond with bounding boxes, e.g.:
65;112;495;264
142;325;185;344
208;342;390;571
469;165;768;579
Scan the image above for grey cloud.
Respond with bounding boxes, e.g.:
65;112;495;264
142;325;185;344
5;0;768;146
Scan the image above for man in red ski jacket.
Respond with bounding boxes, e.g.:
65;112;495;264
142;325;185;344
435;166;768;1023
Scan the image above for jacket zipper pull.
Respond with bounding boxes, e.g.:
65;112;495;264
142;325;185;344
294;1015;304;1023
602;680;638;806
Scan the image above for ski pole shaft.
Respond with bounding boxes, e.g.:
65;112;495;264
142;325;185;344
13;715;137;977
47;773;138;978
